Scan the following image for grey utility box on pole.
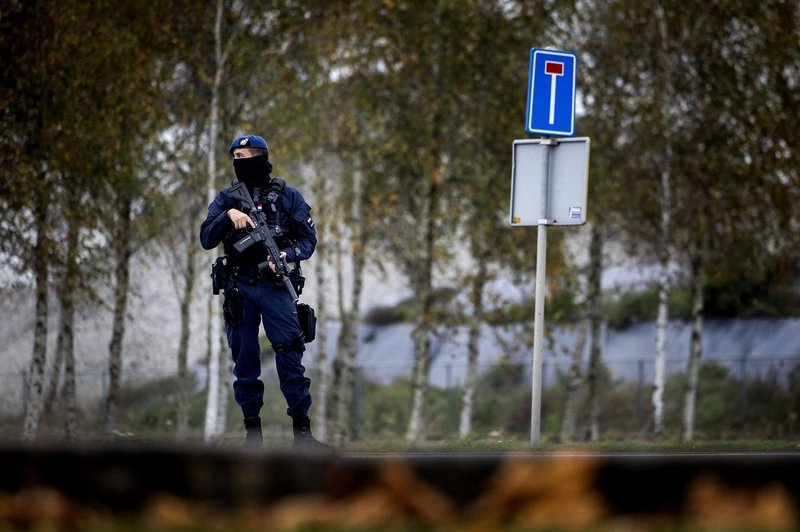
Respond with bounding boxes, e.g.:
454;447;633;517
509;137;590;226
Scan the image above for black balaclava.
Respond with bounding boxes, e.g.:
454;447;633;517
233;154;273;185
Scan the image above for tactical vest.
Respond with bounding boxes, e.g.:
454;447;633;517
224;177;293;266
253;177;287;239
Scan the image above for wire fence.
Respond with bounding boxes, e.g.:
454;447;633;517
2;354;799;443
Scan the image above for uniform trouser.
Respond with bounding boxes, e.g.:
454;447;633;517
224;279;311;420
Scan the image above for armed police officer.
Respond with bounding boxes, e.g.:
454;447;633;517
200;134;331;451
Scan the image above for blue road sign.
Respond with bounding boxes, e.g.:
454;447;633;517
525;49;578;136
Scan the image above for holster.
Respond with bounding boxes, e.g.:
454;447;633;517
211;256;230;295
296;302;316;343
289;264;305;296
223;287;244;327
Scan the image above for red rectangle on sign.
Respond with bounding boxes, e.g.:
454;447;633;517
545;61;564;75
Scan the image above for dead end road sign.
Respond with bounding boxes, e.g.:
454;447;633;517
525;49;578;137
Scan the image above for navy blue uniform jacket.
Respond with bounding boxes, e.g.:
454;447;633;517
199;181;317;265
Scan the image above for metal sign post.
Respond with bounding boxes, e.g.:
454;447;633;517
531;137;555;446
509;138;590;445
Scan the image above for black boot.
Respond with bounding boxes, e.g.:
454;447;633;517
243;416;263;448
292;417;334;453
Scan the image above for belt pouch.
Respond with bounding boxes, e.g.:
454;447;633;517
296;302;316;343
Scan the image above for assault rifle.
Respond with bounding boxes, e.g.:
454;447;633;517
227;182;299;303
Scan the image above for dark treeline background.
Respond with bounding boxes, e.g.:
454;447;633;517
1;0;798;445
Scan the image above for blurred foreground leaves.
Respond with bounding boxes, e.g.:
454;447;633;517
1;454;798;531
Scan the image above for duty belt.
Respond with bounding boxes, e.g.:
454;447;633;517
230;265;275;284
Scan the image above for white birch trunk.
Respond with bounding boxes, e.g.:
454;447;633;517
176;241;196;439
332;169;365;446
204;291;221;441
652;159;672;436
330;240;346;444
105;196;132;432
652;1;675;438
560;319;588;442
61;295;76;441
312;173;330;441
405;321;431;443
586;225;603;441
203;0;226;442
216;330;230;436
405;5;443;444
61;219;79;440
458;265;486;439
44;286;69;429
459;50;490;440
333;318;354;445
652;203;670;434
42;322;65;419
682;257;704;441
313;237;329;440
652;283;669;435
405;189;436;444
23;187;50;442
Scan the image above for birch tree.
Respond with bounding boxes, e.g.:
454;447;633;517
267;3;391;444
333;1;474;444
42;193;99;429
582;0;695;436
649;2;683;437
675;1;800;439
585;225;604;441
1;2;133;439
1;0;172;439
156;129;206;438
454;1;550;438
305;1;454;444
51;178;95;439
22;180;50;441
331;165;368;445
105;190;133;430
559;319;588;442
682;251;704;440
160;0;265;439
311;169;331;441
184;1;343;439
458;258;487;439
184;0;260;441
582;0;800;439
97;8;173;434
202;0;241;441
310;1;569;442
1;1;65;442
